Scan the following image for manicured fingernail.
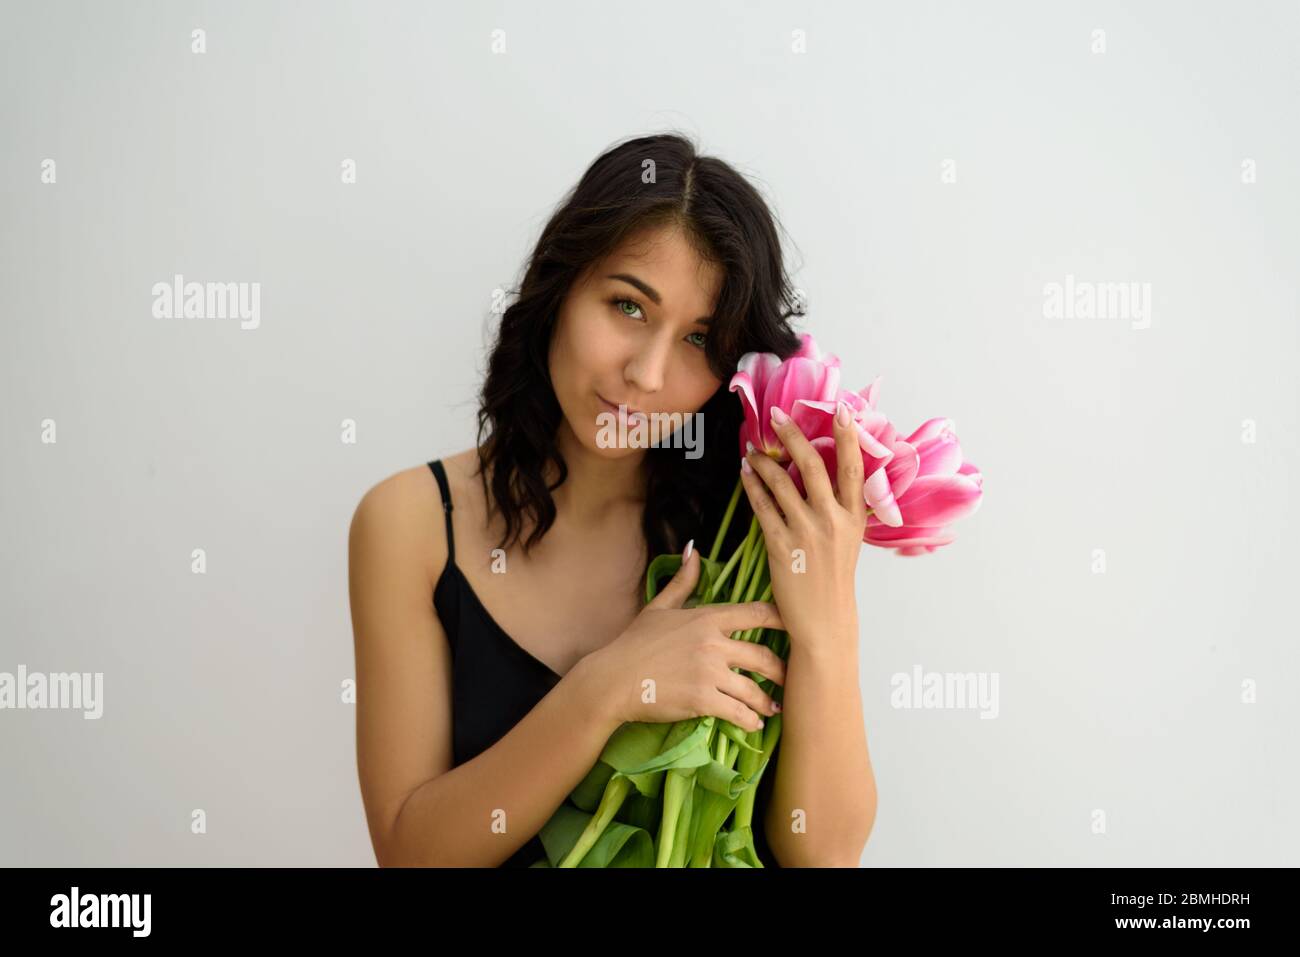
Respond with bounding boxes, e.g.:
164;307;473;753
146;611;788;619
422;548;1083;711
682;538;694;562
741;457;754;475
836;400;850;426
772;701;782;713
745;440;756;456
770;406;789;426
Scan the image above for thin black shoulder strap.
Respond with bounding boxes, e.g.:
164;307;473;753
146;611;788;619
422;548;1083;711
426;460;455;564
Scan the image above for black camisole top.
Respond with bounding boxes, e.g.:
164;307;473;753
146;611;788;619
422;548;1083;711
427;459;781;868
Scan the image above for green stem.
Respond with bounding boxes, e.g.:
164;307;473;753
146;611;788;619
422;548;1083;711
751;581;773;641
656;770;691;867
705;538;745;605
668;775;695;867
707;514;758;604
740;540;767;604
729;522;761;604
738;558;772;642
558;774;631;867
707;476;745;563
733;715;782;832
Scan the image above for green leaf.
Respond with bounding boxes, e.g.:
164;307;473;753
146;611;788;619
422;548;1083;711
552;545;792;866
613;717;713;777
570;759;616;811
596;721;676;797
654;767;694;866
667;773;696;867
617;789;663;832
644;553;724;608
688;787;743;867
714;827;759;867
717;718;762;754
694;758;746;799
539;804;655;867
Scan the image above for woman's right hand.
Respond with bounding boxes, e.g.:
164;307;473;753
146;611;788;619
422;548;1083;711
584;541;788;732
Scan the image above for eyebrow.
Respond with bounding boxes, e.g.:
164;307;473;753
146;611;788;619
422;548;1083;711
606;273;713;326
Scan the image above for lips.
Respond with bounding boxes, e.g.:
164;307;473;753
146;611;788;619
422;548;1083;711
598;392;639;416
598;394;645;419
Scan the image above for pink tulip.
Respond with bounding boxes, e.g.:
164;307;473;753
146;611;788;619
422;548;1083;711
784;381;912;529
730;335;897;524
780;395;904;522
729;332;841;463
864;420;983;556
800;382;915;527
728;335;982;556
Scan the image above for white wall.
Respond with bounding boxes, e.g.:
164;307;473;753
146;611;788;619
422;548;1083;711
1;0;1295;865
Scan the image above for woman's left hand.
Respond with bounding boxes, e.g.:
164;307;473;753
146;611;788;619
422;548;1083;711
740;401;866;658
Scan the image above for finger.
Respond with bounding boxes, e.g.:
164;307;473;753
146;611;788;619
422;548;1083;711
744;444;810;527
723;639;787;687
718;669;782;718
647;538;700;609
710;600;785;635
709;689;765;734
769;405;836;513
739;453;788;542
833;399;868;522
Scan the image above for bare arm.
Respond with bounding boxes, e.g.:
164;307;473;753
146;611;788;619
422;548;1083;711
764;619;877;868
348;467;622;867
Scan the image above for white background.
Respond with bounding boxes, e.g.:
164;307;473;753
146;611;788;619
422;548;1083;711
1;0;1296;865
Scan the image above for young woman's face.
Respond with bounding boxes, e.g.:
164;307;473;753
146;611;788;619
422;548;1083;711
548;223;724;456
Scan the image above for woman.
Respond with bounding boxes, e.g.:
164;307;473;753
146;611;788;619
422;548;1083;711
348;132;877;867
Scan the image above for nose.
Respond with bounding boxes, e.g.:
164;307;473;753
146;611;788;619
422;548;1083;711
623;330;673;398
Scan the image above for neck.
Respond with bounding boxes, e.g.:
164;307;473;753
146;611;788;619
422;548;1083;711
547;417;648;529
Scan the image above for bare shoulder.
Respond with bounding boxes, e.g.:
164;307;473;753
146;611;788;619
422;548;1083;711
348;450;482;587
348;460;471;863
436;446;493;537
349;461;446;593
439;447;487;494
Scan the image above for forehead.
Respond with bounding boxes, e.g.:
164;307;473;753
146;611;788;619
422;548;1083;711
592;225;723;309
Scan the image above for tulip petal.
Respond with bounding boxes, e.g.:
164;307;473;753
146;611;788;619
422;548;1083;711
895;474;982;527
729;354;779;426
864;465;902;526
792;332;842;367
860;376;882;410
912;432;964;479
767;357;841;418
905;417;953;446
854;417;894;460
735;350;782;387
864;522;956;550
884;440;919;499
788;436;839;498
790;398;837;439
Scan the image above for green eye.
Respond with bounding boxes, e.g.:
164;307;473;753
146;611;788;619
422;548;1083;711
612;295;707;350
613;297;644;320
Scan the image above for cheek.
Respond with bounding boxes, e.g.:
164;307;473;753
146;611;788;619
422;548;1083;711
572;305;635;372
551;305;594;372
680;371;723;414
551;304;621;396
582;305;628;352
546;327;566;388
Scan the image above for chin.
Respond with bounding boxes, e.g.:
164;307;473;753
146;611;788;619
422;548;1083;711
585;414;645;457
588;430;643;457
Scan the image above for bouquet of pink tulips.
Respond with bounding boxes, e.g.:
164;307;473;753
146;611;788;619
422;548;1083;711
533;333;983;866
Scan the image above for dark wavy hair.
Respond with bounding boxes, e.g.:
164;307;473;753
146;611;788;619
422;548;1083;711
472;131;805;598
